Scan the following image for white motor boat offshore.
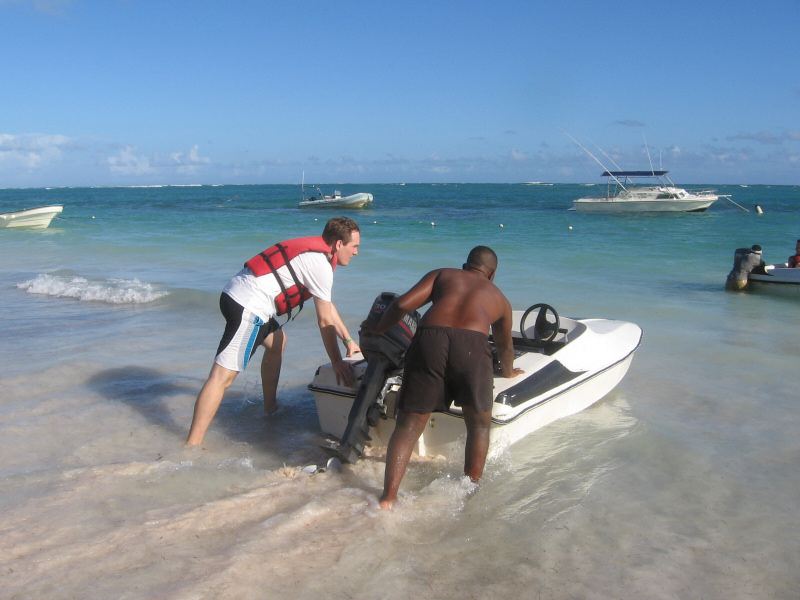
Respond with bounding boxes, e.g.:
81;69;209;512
573;170;721;213
0;205;63;229
310;292;642;463
748;263;800;296
298;182;373;209
562;130;726;213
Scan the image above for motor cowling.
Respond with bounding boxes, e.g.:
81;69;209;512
358;292;419;368
324;292;420;464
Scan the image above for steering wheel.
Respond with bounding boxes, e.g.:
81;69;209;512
520;303;560;345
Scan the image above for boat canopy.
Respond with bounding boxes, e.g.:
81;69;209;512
602;170;668;177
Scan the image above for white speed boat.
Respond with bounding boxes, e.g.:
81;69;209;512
309;297;642;461
748;264;800;296
573;171;721;213
0;205;63;229
298;183;373;209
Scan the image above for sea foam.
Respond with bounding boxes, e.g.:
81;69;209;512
16;273;169;304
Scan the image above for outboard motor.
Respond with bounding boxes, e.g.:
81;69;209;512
327;292;419;464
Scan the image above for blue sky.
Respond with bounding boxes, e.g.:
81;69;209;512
2;0;799;187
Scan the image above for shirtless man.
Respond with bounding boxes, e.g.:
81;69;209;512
363;246;523;510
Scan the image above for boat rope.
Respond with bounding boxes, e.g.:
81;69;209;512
718;195;750;212
52;215;98;227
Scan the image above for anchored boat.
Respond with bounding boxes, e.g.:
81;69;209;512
298;176;373;209
0;205;63;229
562;129;727;213
310;294;642;462
573;170;722;213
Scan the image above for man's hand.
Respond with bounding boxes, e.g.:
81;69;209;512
503;367;525;378
359;319;379;334
344;339;361;357
333;359;356;387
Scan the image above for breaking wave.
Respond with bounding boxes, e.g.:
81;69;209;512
16;272;169;304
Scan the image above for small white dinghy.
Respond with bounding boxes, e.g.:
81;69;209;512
310;295;642;462
298;178;373;209
0;205;63;229
748;264;800;296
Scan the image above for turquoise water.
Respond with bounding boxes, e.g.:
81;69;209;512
2;184;799;599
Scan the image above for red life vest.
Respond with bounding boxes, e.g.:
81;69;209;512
245;236;337;318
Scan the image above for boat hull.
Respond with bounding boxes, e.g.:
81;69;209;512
573;197;717;213
309;315;642;458
0;205;63;228
748;264;800;296
299;193;373;209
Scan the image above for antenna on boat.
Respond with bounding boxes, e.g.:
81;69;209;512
576;128;623;172
643;134;674;186
560;128;628;191
644;135;656;175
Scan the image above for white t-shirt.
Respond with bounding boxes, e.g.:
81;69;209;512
222;251;333;321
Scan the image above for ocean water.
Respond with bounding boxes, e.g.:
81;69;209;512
2;183;799;599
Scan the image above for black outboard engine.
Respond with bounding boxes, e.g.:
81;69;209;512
327;292;419;464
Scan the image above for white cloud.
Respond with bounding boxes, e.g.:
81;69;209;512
0;133;73;170
108;146;155;176
168;144;211;175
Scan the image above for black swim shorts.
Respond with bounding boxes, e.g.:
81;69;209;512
215;293;280;371
399;325;494;414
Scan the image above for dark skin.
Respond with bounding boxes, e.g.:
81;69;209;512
363;259;523;510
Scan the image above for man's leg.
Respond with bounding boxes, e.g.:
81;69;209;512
260;328;286;414
187;363;239;445
379;410;430;510
462;405;492;482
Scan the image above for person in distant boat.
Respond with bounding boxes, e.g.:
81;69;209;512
788;239;800;268
361;246;524;510
187;217;362;446
725;244;766;291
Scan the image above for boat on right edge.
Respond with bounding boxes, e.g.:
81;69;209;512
573;170;723;213
748;264;800;296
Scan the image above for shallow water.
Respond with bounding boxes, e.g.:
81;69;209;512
2;184;799;599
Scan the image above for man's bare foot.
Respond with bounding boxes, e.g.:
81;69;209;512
263;401;278;415
378;494;396;510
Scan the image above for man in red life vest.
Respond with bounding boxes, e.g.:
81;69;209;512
187;217;361;446
788;239;800;268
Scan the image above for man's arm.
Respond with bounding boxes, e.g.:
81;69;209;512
330;302;361;357
366;270;440;334
315;297;356;386
491;297;524;379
